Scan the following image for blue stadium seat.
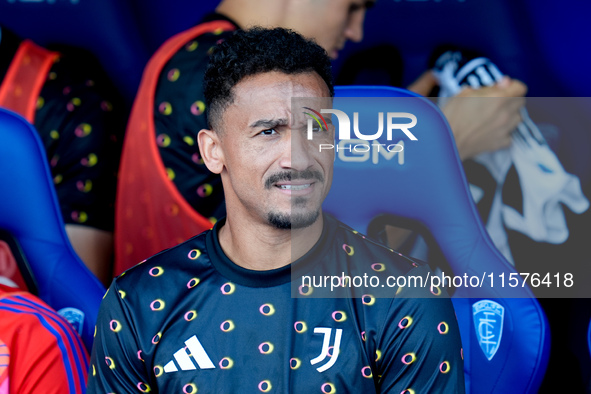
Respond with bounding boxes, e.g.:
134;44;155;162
323;85;550;393
0;108;105;352
0;0;150;102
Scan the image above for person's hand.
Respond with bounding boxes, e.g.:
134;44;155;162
407;70;439;96
442;77;527;160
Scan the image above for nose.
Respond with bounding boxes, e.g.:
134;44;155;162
345;9;366;43
279;129;315;171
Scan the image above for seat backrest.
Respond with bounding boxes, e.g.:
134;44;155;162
0;108;105;352
0;0;150;102
323;85;550;393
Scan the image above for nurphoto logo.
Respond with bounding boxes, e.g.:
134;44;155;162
304;107;417;164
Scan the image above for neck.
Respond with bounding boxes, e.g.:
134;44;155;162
216;0;286;29
218;211;324;271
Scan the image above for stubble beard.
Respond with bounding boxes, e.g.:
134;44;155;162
267;197;320;230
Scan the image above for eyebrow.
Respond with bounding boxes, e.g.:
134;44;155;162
249;118;289;129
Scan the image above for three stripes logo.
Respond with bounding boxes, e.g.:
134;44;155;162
163;335;215;373
163;329;345;374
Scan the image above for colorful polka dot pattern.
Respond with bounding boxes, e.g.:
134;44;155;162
8;39;127;232
89;214;464;392
153;28;236;223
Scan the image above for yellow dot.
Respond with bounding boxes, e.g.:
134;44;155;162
166;168;175;180
183;136;195;146
157;134;171;147
36;96;44;109
105;357;116;369
82;153;98;167
186;41;198;51
50;130;59;139
154;365;163;377
150;299;166;311
72;97;81;106
167;68;180;82
152;332;162;344
259;303;275;316
290;358;302;369
332;311;347;322
78;180;93;192
159;102;172;115
259;342;274;354
219;357;234;369
294;321;308;333
73;211;88;223
188;250;201;260
187;278;200;289
362;294;376;306
149;267;164;277
76;123;92;137
258;380;272;393
53;174;63;184
220;320;235;332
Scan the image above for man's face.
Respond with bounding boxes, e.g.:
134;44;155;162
284;0;375;59
210;71;334;230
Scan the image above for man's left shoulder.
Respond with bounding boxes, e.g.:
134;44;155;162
331;216;426;276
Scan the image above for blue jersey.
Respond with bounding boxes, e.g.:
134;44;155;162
89;215;464;393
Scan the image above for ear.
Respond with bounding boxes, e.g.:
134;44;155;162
198;128;225;174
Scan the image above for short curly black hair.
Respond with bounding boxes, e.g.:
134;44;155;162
204;27;334;130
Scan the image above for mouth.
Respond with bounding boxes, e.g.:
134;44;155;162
277;184;311;191
265;170;324;193
274;181;315;195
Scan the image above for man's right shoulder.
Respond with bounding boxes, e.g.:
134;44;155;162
115;230;212;285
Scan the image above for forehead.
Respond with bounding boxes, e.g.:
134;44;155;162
225;71;331;123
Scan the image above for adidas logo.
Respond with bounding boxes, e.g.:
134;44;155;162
164;335;215;373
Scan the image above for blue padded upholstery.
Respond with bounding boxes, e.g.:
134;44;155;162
0;108;105;352
0;0;150;102
323;85;550;393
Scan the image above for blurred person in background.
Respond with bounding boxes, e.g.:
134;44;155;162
116;0;525;274
0;26;126;285
0;282;89;394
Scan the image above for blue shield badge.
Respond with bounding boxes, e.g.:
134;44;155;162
472;300;504;361
58;307;85;336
